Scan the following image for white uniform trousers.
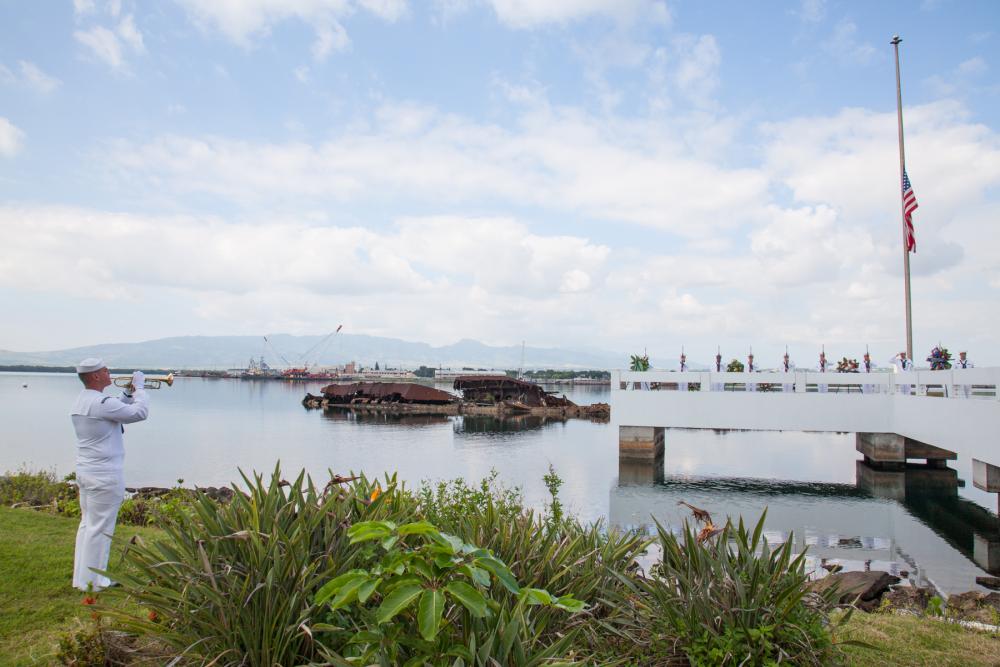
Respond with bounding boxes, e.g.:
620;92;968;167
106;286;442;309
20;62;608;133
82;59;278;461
73;470;124;590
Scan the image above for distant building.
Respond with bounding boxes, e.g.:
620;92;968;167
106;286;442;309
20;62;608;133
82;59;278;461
435;369;507;380
360;369;417;379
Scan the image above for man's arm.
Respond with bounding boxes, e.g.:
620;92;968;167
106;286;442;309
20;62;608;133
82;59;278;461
93;389;149;424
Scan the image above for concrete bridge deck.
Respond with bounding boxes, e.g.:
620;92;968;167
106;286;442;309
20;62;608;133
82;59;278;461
611;368;1000;502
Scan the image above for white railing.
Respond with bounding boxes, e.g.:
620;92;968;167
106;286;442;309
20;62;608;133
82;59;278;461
612;369;1000;399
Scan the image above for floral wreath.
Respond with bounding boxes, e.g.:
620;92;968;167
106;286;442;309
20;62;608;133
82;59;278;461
927;346;951;371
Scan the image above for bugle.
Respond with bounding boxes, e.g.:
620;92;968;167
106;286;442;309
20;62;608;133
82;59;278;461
113;373;174;390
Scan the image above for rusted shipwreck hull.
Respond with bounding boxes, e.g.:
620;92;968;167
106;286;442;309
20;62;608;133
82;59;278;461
318;381;457;405
303;377;609;422
452;375;576;408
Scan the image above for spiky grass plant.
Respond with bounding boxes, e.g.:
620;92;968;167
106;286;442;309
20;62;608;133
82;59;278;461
642;510;842;666
102;466;408;666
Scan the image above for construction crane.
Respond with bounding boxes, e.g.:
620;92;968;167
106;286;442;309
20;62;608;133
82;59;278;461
281;325;344;379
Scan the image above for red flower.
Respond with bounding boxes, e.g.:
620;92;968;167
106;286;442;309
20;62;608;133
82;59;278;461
148;610;159;623
82;595;97;606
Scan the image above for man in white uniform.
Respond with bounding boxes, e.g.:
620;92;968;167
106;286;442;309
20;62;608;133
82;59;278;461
745;353;758;393
955;351;974;398
859;351;878;394
781;350;795;393
817;350;828;394
678;352;689;392
70;359;149;591
890;351;914;395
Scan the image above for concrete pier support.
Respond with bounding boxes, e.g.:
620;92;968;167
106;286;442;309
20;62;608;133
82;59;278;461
856;432;956;468
855;460;959;501
619;426;664;461
973;459;1000;493
618;426;665;485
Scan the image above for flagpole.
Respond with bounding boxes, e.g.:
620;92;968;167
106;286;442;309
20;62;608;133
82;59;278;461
892;35;914;361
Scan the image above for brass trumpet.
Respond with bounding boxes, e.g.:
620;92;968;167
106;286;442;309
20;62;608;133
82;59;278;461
113;373;174;390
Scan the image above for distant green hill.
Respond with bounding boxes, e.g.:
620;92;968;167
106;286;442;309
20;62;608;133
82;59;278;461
0;333;649;371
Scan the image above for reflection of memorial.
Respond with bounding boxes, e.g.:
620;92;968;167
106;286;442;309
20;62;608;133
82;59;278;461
608;459;1000;593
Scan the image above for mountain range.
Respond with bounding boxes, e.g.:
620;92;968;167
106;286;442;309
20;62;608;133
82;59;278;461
0;334;676;371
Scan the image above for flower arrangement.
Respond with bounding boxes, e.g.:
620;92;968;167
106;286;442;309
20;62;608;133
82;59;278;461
726;359;745;372
629;354;650;371
835;357;859;373
927;346;952;370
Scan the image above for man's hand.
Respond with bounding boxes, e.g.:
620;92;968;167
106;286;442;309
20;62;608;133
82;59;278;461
130;371;145;392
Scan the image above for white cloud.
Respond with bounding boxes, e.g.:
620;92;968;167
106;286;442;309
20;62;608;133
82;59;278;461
74;13;145;71
0;206;616;348
671;34;720;108
75;25;125;69
73;0;96;16
0;117;24;157
487;0;662;28
101;101;771;236
173;0;406;60
311;21;351;60
116;14;145;52
823;20;877;65
18;61;61;93
957;56;988;76
357;0;408;21
797;0;826;23
925;57;990;97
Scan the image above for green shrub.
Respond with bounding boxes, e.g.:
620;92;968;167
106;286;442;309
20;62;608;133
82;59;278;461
0;467;76;510
104;466;417;665
415;471;650;661
415;469;524;529
313;519;586;665
643;510;839;666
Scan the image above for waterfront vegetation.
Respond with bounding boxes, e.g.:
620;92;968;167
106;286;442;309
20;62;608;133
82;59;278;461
3;470;1000;665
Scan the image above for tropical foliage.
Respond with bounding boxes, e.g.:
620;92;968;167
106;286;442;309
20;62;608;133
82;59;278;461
643;510;842;666
46;465;858;665
100;467;649;665
628;353;650;371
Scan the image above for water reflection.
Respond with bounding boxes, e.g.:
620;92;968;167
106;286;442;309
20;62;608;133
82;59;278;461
456;415;560;434
610;457;1000;593
320;409;451;427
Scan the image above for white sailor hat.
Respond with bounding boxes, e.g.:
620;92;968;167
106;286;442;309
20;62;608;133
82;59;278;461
75;357;107;374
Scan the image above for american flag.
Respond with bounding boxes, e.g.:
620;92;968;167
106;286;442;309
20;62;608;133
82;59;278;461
902;168;918;252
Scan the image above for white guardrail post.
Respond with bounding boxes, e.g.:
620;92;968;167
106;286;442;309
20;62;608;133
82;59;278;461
610;368;997;398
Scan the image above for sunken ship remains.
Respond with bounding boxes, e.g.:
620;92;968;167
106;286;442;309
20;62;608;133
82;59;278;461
302;376;609;421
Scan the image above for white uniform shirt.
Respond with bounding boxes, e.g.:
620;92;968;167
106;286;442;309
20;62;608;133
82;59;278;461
956;358;974;369
890;357;914;394
781;359;795;392
71;388;149;473
859;359;878;393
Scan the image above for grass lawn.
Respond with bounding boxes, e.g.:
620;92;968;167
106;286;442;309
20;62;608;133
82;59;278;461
837;610;1000;666
0;507;163;667
4;506;1000;666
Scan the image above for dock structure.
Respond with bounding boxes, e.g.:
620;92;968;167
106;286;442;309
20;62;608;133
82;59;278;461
612;368;1000;508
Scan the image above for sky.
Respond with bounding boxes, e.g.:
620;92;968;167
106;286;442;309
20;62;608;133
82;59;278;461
0;0;998;367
